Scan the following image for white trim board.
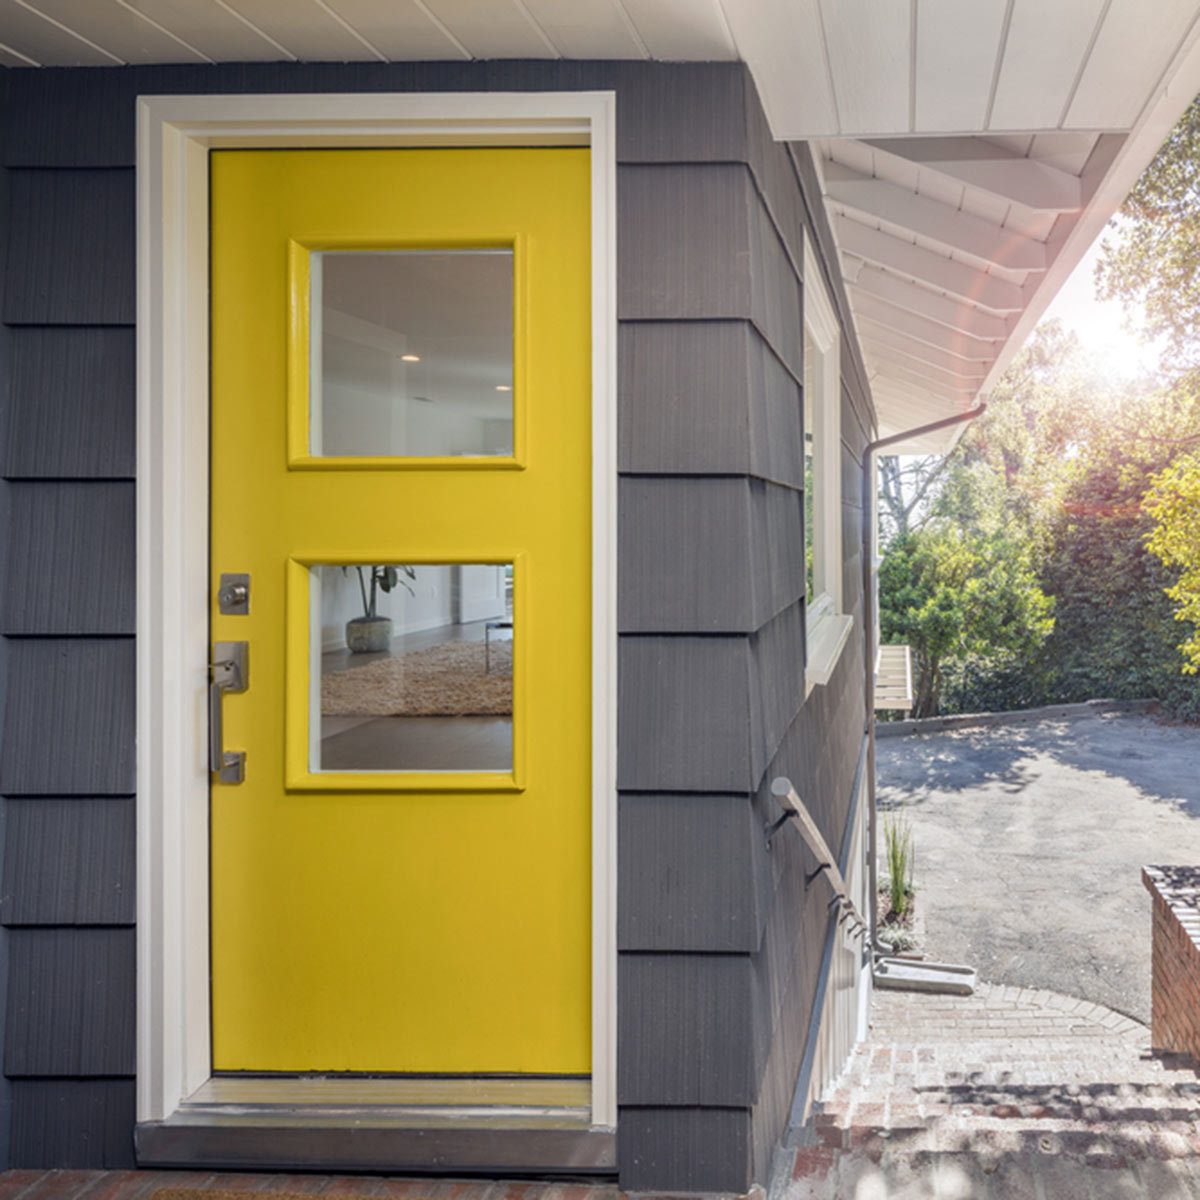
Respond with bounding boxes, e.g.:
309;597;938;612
135;91;619;1133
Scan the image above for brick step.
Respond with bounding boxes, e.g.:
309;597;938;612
816;1078;1200;1140
822;1079;1200;1109
786;1143;1200;1197
813;1118;1200;1160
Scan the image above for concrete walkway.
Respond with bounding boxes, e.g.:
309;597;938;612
778;985;1200;1199
875;711;1200;1022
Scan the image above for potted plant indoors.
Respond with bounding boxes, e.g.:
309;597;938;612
345;564;416;653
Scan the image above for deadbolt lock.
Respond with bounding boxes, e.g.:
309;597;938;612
219;572;250;615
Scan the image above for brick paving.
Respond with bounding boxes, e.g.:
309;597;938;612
777;983;1200;1198
0;1173;620;1200
6;984;1200;1200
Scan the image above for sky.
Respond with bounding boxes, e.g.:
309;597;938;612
1039;230;1162;381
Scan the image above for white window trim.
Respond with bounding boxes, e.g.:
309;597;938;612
803;240;853;690
135;91;618;1131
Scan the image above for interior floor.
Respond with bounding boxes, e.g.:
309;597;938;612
322;714;512;771
321;617;513;772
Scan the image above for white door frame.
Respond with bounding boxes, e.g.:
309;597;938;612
135;91;618;1131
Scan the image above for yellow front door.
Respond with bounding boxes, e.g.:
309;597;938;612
209;148;592;1074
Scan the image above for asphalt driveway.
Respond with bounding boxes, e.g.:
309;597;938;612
876;710;1200;1023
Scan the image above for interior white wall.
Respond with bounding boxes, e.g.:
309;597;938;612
458;564;507;624
322;330;510;457
319;564;455;650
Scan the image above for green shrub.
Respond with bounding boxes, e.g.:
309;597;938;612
883;814;915;918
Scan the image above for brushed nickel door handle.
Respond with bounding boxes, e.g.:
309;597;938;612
210;641;249;784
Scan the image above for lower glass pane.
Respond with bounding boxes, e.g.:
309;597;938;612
313;562;513;772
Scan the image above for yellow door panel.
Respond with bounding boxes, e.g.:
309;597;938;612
210;148;591;1073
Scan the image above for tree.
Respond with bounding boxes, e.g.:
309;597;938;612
876;316;1200;720
877;452;950;542
1144;453;1200;675
1028;384;1200;718
876;322;1092;553
1096;98;1200;371
879;515;1054;718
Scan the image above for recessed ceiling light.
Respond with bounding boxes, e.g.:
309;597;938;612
401;354;420;362
495;385;512;392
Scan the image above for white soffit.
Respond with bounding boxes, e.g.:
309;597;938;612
716;0;1200;453
0;0;741;67
808;11;1200;453
6;1;1200;456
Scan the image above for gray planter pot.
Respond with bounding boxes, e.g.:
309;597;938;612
346;615;393;653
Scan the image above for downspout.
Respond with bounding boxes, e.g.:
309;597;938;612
862;403;986;956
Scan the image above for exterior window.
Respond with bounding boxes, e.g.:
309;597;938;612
803;243;854;689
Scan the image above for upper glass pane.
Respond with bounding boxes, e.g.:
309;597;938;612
312;250;514;458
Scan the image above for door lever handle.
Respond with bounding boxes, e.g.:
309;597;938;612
210;641;249;784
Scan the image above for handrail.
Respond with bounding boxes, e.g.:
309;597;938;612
770;777;869;938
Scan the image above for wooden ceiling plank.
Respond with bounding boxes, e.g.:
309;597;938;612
115;0;292;60
20;0;208;62
417;0;557;57
1065;0;1200;129
518;0;645;58
856;317;994;375
851;292;1003;358
863;136;1082;211
865;354;986;401
914;0;1009;132
0;0;121;63
719;0;838;134
316;0;470;59
872;376;970;416
618;0;738;59
824;161;1047;270
832;215;1026;312
818;0;910;134
0;40;35;63
989;0;1108;130
217;0;388;59
850;263;1015;339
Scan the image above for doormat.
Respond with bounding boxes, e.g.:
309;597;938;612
321;637;513;718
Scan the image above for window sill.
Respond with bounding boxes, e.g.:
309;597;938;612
805;612;854;692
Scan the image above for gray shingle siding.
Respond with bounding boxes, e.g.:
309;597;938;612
4;329;136;480
0;60;876;1190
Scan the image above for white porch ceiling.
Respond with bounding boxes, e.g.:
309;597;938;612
0;0;741;67
4;0;1200;453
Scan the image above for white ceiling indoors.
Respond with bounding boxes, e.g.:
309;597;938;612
4;0;1200;451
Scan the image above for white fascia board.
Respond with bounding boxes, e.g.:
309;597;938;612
824;161;1048;271
863;137;1083;212
848;261;1015;341
833;217;1026;313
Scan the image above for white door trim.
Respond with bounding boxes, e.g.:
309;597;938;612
135;91;618;1131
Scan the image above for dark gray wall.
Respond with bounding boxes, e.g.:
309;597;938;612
0;59;875;1190
0;62;138;1167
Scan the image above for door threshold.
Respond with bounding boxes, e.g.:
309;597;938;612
135;1076;614;1174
